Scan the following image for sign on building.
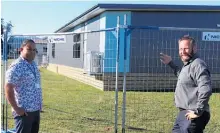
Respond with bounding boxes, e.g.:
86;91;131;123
48;35;66;43
202;32;220;41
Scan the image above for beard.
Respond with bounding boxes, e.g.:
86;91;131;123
180;50;194;62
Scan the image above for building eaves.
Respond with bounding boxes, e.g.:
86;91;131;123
55;3;220;33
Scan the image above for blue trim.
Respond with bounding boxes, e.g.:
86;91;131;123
104;11;131;73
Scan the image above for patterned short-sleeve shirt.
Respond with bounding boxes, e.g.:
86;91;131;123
6;56;42;116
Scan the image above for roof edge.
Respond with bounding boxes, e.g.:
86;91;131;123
55;4;101;33
55;3;220;33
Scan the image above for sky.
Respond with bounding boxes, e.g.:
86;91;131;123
1;0;220;34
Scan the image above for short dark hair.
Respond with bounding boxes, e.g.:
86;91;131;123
178;35;196;46
20;39;35;48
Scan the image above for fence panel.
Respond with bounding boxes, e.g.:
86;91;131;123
2;23;220;133
123;27;220;133
1;29;119;133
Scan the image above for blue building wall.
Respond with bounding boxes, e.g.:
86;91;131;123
104;11;131;73
130;11;220;73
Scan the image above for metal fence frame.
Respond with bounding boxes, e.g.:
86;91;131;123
1;14;220;133
1;18;119;133
121;19;220;133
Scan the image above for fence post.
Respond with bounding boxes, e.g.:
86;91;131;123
1;26;5;132
2;27;9;131
122;14;127;133
114;16;120;133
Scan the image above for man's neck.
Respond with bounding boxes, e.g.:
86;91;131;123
183;54;198;66
183;61;188;65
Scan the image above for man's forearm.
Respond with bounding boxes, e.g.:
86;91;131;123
5;83;19;110
168;61;180;77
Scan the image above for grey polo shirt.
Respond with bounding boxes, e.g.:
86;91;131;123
168;55;212;115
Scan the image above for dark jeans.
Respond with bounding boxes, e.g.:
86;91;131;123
14;110;40;133
172;110;210;133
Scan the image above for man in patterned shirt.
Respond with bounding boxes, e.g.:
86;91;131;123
5;39;42;133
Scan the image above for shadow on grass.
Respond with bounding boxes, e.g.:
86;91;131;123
82;116;111;123
42;106;112;123
42;106;74;115
127;126;165;133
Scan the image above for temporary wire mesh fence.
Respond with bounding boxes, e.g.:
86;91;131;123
1;23;220;133
1;28;119;133
122;26;220;133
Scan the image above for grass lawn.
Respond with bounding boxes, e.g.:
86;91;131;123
2;68;220;133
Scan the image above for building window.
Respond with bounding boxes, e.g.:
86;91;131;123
73;34;80;58
73;34;80;42
73;43;80;58
52;43;55;58
43;47;47;52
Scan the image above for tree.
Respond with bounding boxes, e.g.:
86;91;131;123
1;18;13;55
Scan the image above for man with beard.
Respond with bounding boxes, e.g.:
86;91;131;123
160;35;212;133
5;39;42;133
